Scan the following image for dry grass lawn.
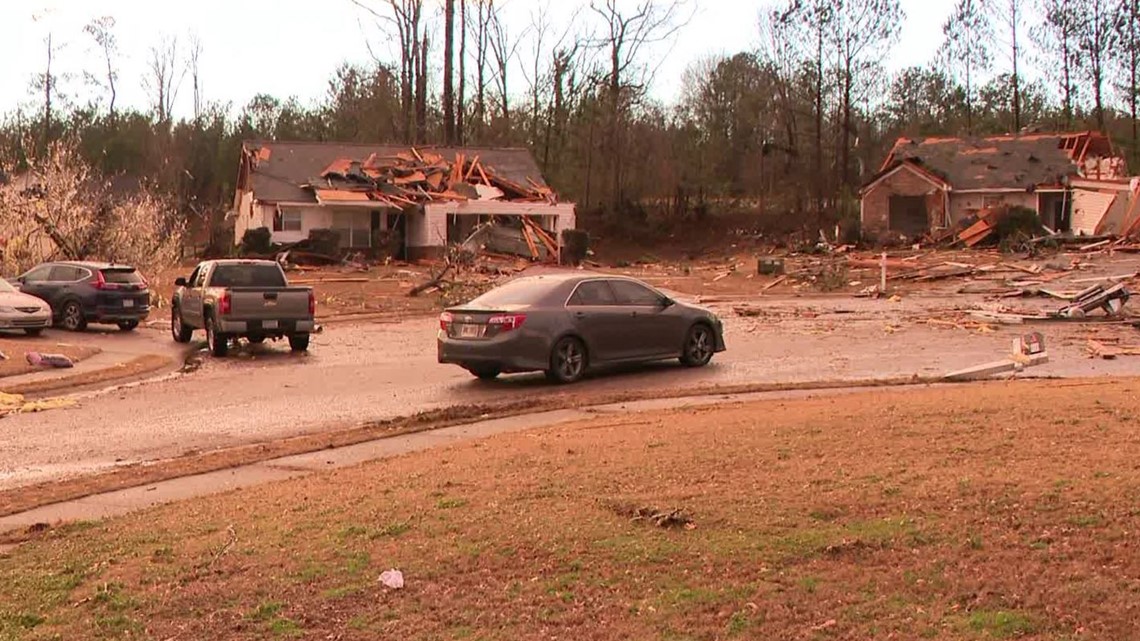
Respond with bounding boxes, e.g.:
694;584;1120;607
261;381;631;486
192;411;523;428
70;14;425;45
2;379;1140;640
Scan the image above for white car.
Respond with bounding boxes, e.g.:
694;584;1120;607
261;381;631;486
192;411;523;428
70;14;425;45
0;278;52;336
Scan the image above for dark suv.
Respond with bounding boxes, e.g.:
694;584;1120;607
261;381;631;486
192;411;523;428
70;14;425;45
15;261;151;331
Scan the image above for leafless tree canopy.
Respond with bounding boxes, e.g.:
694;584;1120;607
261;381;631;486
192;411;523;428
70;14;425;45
0;140;185;275
142;35;187;123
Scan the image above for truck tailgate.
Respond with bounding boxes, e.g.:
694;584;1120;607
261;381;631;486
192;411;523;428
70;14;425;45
227;287;312;320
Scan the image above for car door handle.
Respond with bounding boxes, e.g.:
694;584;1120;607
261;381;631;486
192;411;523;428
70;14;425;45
573;311;587;319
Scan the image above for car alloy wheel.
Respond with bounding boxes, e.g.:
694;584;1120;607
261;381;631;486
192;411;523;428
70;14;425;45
62;302;86;331
682;325;714;367
550;337;586;383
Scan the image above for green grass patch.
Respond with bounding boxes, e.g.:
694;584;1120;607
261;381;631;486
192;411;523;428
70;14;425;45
962;610;1036;638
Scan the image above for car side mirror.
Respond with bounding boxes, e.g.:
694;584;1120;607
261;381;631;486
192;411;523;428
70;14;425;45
660;296;675;308
174;277;188;287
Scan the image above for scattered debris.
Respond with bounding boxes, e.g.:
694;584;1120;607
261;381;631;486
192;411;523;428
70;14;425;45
25;352;75;368
379;569;405;590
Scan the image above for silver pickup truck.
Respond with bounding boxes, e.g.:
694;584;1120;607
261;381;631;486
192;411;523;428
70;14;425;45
171;259;315;356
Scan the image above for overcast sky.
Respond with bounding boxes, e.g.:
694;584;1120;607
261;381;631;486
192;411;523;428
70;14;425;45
0;0;957;120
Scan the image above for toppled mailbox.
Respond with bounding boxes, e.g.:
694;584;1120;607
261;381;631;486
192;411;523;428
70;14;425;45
943;332;1049;381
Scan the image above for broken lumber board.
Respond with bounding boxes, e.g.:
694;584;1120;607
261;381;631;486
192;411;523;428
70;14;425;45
520;224;540;259
1086;339;1121;359
959;218;996;246
1079;239;1112;252
763;275;788;290
915;267;976;282
969;311;1028;325
943;353;1049;381
1070;273;1139;284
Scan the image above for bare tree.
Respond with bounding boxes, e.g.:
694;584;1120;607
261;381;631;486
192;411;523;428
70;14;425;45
189;32;203;121
458;0;467;144
1038;0;1080;126
830;0;903;187
1119;0;1140;147
84;16;119;122
472;0;494;138
142;35;187;123
1073;0;1121;128
488;3;522;127
989;0;1027;130
444;0;456;144
590;0;694;207
940;0;992;133
0;139;184;274
352;0;426;143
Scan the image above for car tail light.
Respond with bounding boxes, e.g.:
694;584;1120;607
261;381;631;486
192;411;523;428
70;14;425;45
219;291;232;315
439;311;454;331
488;313;526;331
308;291;316;316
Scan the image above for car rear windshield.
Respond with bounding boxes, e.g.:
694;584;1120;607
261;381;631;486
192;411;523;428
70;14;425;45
209;264;287;288
468;278;553;307
101;269;143;284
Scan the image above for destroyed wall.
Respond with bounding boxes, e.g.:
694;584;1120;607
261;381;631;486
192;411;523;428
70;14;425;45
949;192;1037;225
408;201;576;259
860;166;947;241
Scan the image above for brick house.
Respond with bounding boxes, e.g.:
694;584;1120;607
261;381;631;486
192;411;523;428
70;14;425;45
859;132;1132;242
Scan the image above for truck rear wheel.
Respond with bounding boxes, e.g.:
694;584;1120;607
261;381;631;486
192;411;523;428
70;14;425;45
289;334;310;352
206;315;229;357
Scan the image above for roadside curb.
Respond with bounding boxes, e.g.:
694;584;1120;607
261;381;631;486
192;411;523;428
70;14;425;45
0;353;181;398
0;374;1074;543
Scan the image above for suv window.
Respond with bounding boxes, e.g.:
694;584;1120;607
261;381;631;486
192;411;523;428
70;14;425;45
609;280;663;306
21;265;52;283
101;268;143;284
208;263;287;288
568;281;616;306
48;266;84;282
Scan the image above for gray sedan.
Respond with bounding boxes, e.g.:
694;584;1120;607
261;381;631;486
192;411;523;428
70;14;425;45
437;272;726;383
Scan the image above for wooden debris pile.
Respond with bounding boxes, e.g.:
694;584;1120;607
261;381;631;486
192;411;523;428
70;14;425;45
305;148;556;208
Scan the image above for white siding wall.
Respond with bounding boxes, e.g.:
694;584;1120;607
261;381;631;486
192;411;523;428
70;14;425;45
949;192;1038;224
1071;190;1117;235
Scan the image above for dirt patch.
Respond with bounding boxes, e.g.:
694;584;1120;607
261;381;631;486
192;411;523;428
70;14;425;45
2;379;1139;639
0;339;100;379
0;354;173;397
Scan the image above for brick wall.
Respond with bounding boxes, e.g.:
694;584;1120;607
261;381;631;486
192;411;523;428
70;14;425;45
861;167;946;242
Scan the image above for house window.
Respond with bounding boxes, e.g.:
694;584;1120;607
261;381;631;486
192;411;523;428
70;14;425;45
332;211;372;248
982;195;1004;210
273;208;303;232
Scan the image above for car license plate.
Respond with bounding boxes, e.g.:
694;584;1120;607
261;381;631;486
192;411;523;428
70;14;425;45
264;320;278;329
122;300;134;308
459;324;482;338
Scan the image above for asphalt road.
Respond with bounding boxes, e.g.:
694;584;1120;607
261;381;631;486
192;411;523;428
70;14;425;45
2;295;1138;489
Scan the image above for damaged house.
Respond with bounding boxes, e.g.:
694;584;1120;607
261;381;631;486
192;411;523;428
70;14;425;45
860;131;1135;242
232;141;576;260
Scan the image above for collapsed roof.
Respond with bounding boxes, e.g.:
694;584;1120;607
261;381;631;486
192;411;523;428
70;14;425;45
877;131;1127;191
239;141;555;207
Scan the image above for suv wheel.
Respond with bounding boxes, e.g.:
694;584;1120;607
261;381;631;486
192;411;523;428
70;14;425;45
60;301;87;332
